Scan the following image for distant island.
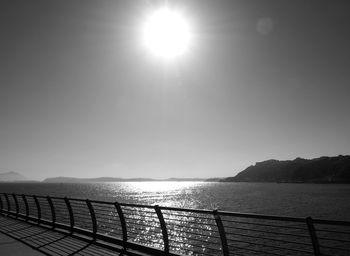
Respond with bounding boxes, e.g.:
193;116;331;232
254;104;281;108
220;155;350;183
0;171;38;183
43;177;205;183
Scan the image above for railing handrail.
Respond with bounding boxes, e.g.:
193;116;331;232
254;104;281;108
0;192;349;256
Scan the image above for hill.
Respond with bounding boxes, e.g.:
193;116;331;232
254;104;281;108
0;171;27;182
222;155;350;183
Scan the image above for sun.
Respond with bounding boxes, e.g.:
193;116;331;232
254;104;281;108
143;7;192;60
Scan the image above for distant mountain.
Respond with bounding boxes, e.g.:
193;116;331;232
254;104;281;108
166;177;204;182
205;178;222;182
43;176;205;183
0;171;27;182
221;155;350;183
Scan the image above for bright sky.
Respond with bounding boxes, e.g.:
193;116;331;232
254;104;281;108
1;0;350;180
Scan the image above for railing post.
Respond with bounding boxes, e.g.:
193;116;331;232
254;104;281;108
64;197;74;233
47;196;56;228
86;199;97;239
4;193;10;214
22;194;29;221
114;202;128;250
306;217;321;256
33;195;41;224
0;195;3;212
213;210;229;256
154;205;169;255
12;194;19;218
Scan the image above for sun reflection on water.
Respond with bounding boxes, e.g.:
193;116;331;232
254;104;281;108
124;181;199;192
111;182;203;208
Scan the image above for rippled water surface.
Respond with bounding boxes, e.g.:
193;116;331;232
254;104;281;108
0;182;349;220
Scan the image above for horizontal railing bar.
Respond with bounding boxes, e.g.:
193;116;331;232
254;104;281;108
164;216;216;225
219;210;307;222
160;205;215;214
224;252;246;256
96;222;121;228
120;203;156;209
227;237;313;254
69;202;87;206
122;207;156;213
169;243;199;252
89;200;115;205
127;231;162;239
169;234;220;245
127;226;162;234
97;222;121;229
36;207;51;211
127;237;163;245
96;217;119;223
192;251;215;256
129;235;163;243
50;204;67;208
97;228;123;235
124;215;158;221
315;228;350;235
50;203;66;207
165;216;215;223
318;236;350;243
169;228;221;239
319;245;350;252
94;212;117;217
169;225;217;234
128;232;164;242
92;206;116;211
70;206;89;211
170;246;215;255
168;224;218;234
168;229;221;240
63;197;86;202
176;247;219;256
168;239;221;252
312;218;350;226
96;227;121;234
163;212;214;220
126;222;161;230
122;208;156;214
124;215;158;222
71;214;91;219
92;208;116;214
97;232;122;238
169;245;214;256
226;231;312;247
222;219;307;230
225;225;310;238
124;213;158;219
228;244;289;256
71;210;90;215
171;221;216;230
94;210;117;216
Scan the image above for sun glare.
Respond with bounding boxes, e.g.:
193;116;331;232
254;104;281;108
143;7;192;60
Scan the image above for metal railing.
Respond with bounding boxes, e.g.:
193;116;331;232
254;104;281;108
0;193;349;256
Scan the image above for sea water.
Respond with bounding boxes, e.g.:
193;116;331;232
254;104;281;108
0;182;349;220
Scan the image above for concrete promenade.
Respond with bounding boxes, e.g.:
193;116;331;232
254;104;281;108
0;215;127;256
0;232;44;256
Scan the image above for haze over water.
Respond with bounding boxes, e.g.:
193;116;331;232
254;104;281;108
1;182;349;221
